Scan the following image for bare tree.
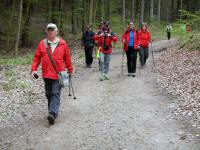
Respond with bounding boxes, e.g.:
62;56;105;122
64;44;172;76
123;0;126;26
6;0;16;50
71;0;76;33
157;0;161;22
89;0;94;25
150;0;154;23
101;0;104;21
15;0;23;56
141;0;145;24
131;0;135;20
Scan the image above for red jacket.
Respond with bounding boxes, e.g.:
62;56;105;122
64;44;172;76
139;29;151;48
94;33;118;54
95;30;103;48
32;38;73;80
122;29;140;51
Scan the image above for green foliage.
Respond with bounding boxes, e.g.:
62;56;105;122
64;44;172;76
111;15;124;34
149;22;167;41
177;10;200;30
180;32;200;51
173;11;200;51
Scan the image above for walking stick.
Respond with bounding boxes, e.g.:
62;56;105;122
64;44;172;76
121;49;125;75
69;76;76;99
151;42;155;67
68;77;71;96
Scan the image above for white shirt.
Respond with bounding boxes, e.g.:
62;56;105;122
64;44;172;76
48;37;60;53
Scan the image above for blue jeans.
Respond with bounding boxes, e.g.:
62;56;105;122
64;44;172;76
44;78;61;118
100;52;111;74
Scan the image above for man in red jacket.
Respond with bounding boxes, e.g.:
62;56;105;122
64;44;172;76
122;21;140;77
94;22;118;81
139;23;152;67
31;23;73;124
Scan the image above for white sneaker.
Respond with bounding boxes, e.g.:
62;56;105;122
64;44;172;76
100;74;105;81
104;74;109;80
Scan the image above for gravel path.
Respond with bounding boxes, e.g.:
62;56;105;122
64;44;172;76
0;39;200;150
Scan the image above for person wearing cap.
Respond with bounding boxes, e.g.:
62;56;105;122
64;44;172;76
122;21;140;77
94;21;106;69
82;25;95;68
139;23;152;67
94;23;118;81
166;23;172;40
31;23;73;125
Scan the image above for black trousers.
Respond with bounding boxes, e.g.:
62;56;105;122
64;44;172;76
84;46;93;66
126;47;138;73
167;32;171;40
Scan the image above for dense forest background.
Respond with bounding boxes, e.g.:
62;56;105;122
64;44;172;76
0;0;200;56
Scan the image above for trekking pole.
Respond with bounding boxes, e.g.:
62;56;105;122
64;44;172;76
69;76;76;99
68;77;72;97
121;50;125;75
93;46;97;63
151;42;155;67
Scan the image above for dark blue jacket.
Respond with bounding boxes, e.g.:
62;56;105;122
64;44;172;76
82;31;95;48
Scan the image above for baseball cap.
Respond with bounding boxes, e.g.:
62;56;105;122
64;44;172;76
47;23;58;31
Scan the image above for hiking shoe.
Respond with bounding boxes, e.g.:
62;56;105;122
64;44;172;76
104;74;109;80
100;75;105;81
47;114;55;125
132;73;136;77
128;73;131;76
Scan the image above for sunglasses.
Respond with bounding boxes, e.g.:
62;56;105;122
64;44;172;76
47;28;55;31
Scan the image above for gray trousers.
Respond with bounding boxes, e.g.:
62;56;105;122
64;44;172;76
139;46;149;66
44;78;61;118
100;52;111;74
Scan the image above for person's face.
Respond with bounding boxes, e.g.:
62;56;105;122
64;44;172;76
142;25;147;30
47;28;57;39
130;23;134;29
88;27;92;32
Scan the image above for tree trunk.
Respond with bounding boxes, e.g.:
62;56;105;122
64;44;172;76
89;0;93;25
166;1;169;22
71;0;76;33
180;0;183;20
21;0;31;47
157;0;161;22
131;0;135;20
150;0;153;23
15;0;23;56
6;0;16;50
122;0;126;26
82;0;85;32
101;0;104;21
48;0;52;22
93;0;99;26
140;0;145;24
107;0;111;21
58;0;64;35
170;0;174;22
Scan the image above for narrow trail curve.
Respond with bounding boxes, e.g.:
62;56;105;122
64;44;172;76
1;39;200;150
